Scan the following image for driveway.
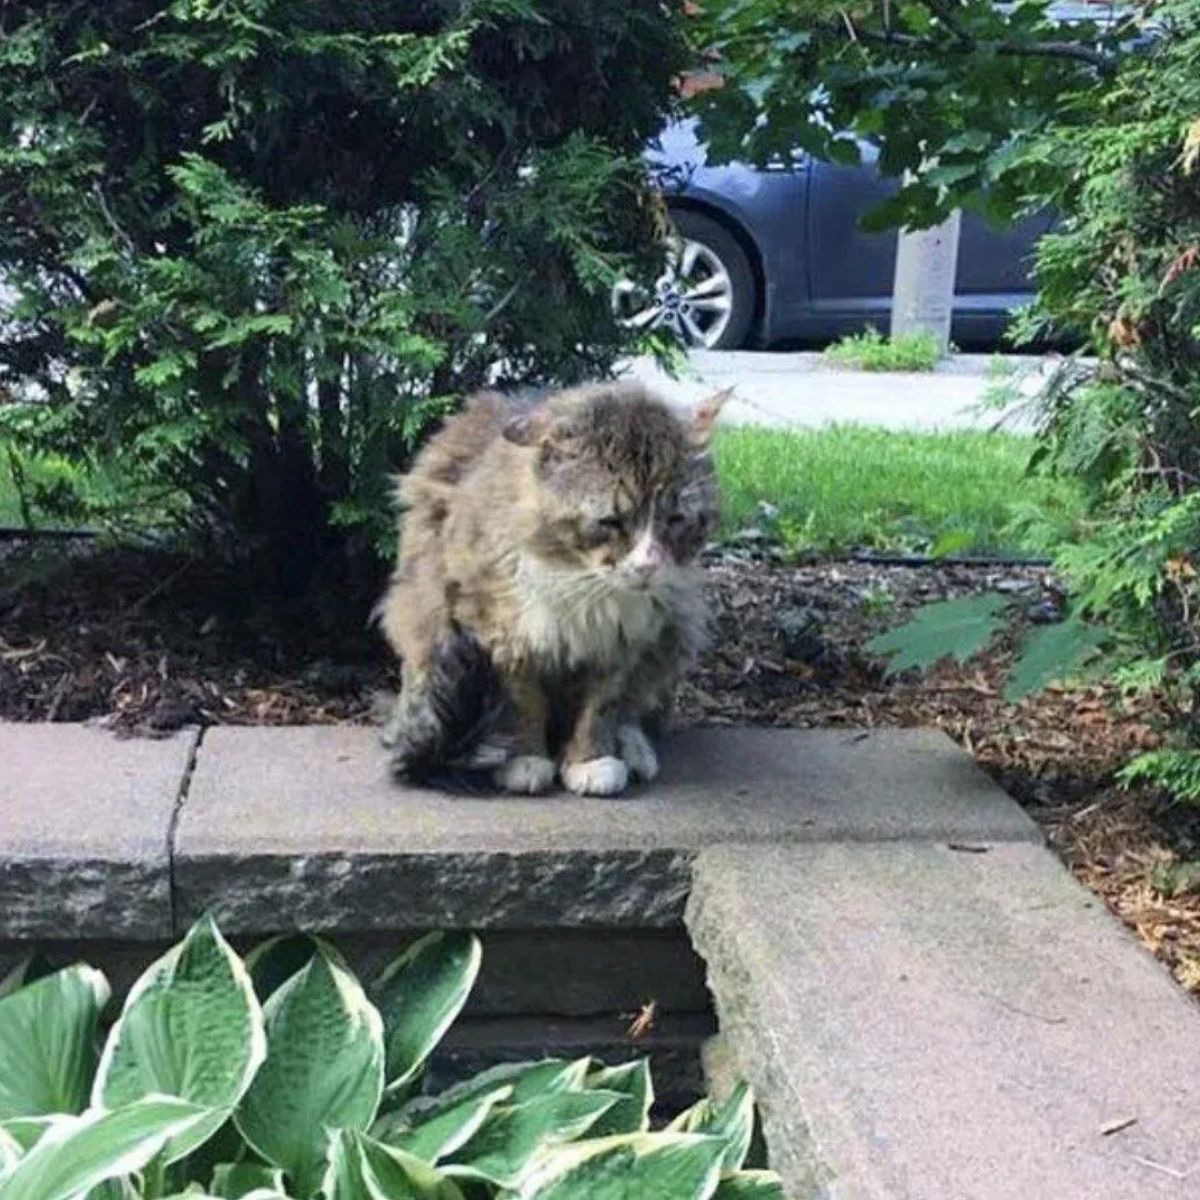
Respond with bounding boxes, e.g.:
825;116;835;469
620;349;1055;432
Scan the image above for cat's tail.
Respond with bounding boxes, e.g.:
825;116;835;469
380;632;511;786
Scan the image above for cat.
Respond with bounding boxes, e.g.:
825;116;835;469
377;380;728;796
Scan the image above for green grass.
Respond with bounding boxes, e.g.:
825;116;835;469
823;327;942;372
714;424;1083;557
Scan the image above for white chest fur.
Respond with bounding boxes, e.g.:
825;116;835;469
514;557;669;669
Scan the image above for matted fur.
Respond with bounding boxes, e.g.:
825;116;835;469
377;381;726;795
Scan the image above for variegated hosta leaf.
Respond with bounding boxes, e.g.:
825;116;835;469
442;1090;622;1188
668;1082;756;1174
93;917;265;1164
0;956;55;1001
324;1129;464;1200
0;1096;210;1200
372;933;482;1096
235;950;384;1198
0;960;110;1118
243;935;344;1004
583;1059;653;1136
0;1130;19;1173
712;1170;785;1198
209;1161;288;1197
399;1058;590;1126
499;1132;727;1200
0;1118;53;1155
375;1086;513;1163
0;965;110;1120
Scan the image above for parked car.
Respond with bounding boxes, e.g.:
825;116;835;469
613;120;1054;350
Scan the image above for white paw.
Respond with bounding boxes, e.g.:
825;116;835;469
494;755;556;794
561;756;629;797
617;724;659;782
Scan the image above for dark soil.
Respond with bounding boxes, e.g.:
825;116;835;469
3;537;1199;994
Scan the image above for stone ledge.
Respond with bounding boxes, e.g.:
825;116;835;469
174;724;1038;932
0;724;198;939
686;842;1200;1199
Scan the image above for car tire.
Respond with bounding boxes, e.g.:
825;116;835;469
669;209;757;350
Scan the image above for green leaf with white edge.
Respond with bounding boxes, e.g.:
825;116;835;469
0;1130;19;1172
234;949;384;1198
0;955;55;1000
583;1060;653;1137
243;935;342;1004
399;1059;590;1125
499;1132;726;1200
0;1118;53;1154
0;965;111;1118
0;1097;211;1200
210;1162;288;1198
866;593;1009;675
1004;617;1106;701
712;1170;785;1199
161;1193;288;1200
443;1090;622;1188
377;1086;513;1163
668;1083;755;1174
93;917;265;1164
323;1129;465;1200
373;933;482;1094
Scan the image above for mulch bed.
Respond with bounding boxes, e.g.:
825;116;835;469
3;537;1199;995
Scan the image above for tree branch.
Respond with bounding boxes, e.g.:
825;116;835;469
849;20;1119;73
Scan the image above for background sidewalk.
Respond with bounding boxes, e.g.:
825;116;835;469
621;348;1059;432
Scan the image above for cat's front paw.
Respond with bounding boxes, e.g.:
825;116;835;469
617;724;659;782
494;754;556;794
561;756;629;797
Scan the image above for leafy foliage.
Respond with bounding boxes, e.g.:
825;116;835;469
714;0;1200;802
868;595;1108;699
866;594;1009;674
1013;0;1200;795
822;328;942;372
0;1;685;589
0;919;779;1200
686;0;1137;230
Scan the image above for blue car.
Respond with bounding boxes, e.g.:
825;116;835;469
615;121;1054;350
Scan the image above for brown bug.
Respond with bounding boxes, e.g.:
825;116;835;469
624;999;658;1042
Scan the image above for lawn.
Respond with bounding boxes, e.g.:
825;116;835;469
713;424;1083;557
4;425;1083;557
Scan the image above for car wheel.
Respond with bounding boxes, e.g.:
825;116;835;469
613;209;757;350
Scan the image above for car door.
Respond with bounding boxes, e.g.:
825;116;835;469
805;142;898;333
806;140;1050;340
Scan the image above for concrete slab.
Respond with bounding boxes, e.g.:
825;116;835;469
0;723;198;939
687;842;1200;1199
174;725;1037;933
620;349;1054;432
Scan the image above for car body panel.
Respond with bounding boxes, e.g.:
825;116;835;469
647;120;1049;346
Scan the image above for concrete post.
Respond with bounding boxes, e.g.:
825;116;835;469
890;209;962;355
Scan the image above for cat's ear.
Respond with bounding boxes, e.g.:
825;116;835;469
690;387;732;450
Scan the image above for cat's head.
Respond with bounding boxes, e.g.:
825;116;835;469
504;382;729;590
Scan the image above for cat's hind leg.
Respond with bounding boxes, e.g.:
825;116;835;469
384;633;504;780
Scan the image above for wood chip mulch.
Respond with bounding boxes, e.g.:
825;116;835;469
3;538;1199;996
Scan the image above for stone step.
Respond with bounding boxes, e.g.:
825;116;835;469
0;723;198;939
174;724;1037;933
686;842;1200;1199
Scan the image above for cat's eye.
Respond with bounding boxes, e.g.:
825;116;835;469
667;513;687;527
597;515;625;534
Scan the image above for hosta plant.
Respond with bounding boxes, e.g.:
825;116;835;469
0;919;780;1200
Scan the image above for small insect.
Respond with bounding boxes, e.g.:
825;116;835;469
624;999;658;1042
